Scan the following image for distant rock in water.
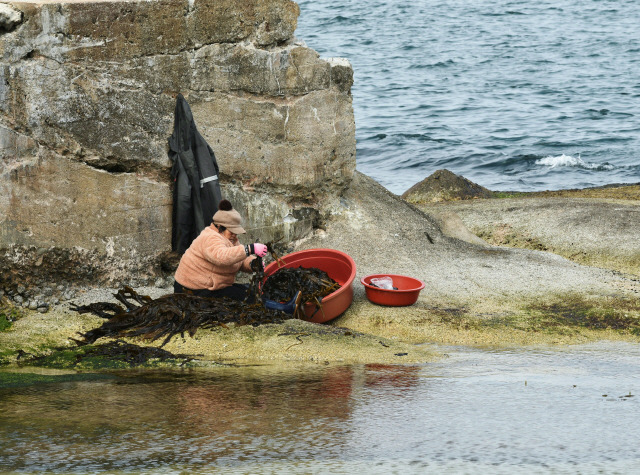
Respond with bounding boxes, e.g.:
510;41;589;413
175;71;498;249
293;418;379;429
401;169;494;203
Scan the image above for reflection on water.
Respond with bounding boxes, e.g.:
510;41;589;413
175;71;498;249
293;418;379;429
1;342;639;474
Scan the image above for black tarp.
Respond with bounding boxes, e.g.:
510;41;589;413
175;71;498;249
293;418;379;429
168;94;223;254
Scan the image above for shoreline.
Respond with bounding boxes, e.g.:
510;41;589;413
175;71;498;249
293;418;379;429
2;172;640;372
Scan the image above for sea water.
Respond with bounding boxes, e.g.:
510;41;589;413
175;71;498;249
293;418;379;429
296;0;640;194
1;342;639;473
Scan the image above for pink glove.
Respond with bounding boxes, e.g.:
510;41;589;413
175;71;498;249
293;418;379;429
249;243;268;257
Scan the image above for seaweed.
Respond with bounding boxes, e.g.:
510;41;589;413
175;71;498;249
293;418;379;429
247;241;340;320
74;287;286;347
70;301;126;319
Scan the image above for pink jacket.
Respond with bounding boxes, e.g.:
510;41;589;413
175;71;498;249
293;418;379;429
174;225;255;291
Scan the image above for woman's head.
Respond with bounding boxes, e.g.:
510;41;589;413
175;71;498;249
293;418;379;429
212;200;246;235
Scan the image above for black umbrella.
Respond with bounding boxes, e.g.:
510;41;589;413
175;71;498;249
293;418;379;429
168;94;223;254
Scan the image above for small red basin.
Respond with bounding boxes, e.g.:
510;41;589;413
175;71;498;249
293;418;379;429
263;248;357;323
361;274;425;307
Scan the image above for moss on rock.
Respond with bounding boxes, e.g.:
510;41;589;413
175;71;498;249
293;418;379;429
16;340;198;370
332;292;640;348
0;299;23;329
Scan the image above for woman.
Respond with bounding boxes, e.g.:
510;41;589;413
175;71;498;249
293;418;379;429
173;200;268;301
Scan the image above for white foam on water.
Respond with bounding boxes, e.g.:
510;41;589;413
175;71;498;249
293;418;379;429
535;154;615;170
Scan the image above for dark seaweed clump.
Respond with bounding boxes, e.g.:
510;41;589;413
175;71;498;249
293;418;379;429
261;266;339;319
72;287;286;347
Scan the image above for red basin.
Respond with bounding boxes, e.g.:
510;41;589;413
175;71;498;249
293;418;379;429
361;274;425;307
263;248;357;323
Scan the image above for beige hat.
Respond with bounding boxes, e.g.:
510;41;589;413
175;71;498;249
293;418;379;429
212;200;246;234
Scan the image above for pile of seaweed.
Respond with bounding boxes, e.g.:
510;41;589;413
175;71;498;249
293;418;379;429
72;287;286;347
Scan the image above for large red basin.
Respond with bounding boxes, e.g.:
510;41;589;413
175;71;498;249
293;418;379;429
263;248;356;323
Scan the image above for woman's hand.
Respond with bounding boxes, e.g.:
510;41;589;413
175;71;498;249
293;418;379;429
253;243;268;257
246;243;268;257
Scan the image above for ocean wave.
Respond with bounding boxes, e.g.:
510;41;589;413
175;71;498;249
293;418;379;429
535;154;615;171
474;154;539;171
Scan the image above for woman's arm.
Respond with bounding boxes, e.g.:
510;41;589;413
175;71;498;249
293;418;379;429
202;238;247;266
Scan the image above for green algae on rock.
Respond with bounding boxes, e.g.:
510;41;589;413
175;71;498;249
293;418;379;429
331;292;640;348
0;294;439;368
0;298;24;337
15;340;198;370
401;169;494;204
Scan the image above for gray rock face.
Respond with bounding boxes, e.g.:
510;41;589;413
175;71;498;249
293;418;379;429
434;196;640;277
0;0;356;289
297;172;640;310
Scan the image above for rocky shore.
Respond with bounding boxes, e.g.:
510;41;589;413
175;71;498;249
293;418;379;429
2;170;639;369
3;1;638;373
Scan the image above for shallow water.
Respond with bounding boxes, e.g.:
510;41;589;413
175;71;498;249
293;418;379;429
296;0;640;194
1;341;639;473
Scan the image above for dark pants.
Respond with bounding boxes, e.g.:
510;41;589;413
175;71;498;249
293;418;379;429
174;281;254;303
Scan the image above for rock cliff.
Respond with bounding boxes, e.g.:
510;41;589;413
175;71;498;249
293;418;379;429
0;0;356;291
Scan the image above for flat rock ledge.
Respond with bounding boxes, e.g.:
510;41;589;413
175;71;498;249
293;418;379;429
403;170;640;277
0;287;437;368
